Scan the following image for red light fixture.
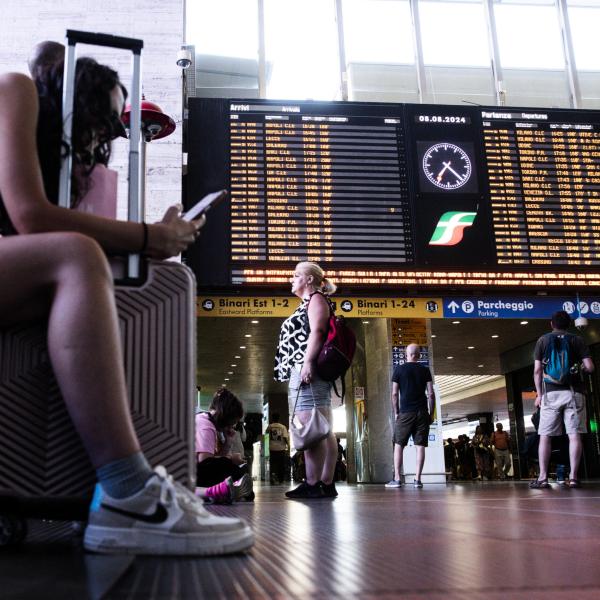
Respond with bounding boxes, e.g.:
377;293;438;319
122;96;176;141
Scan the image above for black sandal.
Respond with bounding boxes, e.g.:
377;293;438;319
567;479;581;489
529;478;550;489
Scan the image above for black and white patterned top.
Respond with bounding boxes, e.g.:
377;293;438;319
274;298;310;382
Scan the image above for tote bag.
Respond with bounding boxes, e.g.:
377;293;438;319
290;384;330;451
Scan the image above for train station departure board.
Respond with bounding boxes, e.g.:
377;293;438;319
185;99;600;290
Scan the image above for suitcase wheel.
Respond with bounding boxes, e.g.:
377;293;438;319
0;514;28;547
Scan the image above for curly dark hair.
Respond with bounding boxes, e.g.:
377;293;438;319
209;388;244;430
35;57;127;207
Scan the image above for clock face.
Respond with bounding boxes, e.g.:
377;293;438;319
422;143;472;190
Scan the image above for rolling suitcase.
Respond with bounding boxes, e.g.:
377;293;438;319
0;31;196;545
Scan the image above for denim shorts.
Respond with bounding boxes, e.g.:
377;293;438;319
288;366;332;413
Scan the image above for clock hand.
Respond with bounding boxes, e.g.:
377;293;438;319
445;162;465;181
436;162;450;182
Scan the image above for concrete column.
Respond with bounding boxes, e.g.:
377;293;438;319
345;320;366;484
364;319;394;483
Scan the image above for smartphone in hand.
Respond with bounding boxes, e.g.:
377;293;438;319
183;189;227;221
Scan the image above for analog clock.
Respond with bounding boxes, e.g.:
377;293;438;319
422;143;472;190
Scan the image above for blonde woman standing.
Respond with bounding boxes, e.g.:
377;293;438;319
275;262;339;499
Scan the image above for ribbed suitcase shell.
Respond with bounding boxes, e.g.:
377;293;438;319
0;260;196;496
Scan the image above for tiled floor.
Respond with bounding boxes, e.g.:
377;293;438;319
3;481;600;599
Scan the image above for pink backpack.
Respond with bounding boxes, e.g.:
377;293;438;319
308;293;356;395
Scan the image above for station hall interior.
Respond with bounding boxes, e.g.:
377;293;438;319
3;1;600;599
197;313;600;482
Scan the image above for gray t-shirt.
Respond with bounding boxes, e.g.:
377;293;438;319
533;331;590;393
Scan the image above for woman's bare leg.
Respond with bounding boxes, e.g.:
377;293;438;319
320;430;338;485
304;444;326;486
0;233;139;468
295;407;336;485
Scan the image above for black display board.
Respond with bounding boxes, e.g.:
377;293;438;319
186;99;600;290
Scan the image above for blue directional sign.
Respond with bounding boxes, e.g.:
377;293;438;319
443;296;600;319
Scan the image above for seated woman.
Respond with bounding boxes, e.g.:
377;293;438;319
0;57;253;555
195;388;254;502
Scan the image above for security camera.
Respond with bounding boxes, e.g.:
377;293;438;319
574;316;588;330
176;48;192;69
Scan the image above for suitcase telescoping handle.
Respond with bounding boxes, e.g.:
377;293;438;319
58;29;145;279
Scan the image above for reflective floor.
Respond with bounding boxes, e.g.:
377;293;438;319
3;481;600;599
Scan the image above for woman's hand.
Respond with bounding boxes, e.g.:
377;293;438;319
230;452;245;465
145;205;206;259
300;360;315;385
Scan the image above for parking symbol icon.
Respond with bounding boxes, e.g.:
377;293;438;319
462;300;475;313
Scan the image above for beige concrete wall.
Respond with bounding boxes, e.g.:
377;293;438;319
364;319;393;482
0;1;184;223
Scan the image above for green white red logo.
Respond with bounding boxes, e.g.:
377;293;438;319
429;211;477;246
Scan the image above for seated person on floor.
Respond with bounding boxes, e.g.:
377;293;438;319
195;388;254;503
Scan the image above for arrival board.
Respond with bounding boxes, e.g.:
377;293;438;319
186;99;600;290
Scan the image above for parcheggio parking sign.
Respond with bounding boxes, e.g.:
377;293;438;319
443;297;600;319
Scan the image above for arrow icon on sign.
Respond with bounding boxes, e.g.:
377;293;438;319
448;301;459;313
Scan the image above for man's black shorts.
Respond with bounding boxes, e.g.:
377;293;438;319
394;410;430;447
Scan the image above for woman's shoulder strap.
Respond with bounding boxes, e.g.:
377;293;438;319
307;290;330;303
307;290;333;312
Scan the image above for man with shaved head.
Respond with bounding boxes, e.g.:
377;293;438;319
386;343;435;489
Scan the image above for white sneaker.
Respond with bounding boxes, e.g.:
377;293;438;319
84;466;254;556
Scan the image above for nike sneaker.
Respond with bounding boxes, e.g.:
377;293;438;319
233;474;254;502
84;466;254;555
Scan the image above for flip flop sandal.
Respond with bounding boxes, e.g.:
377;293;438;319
567;479;581;489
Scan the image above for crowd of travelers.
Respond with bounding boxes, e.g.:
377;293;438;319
444;427;513;481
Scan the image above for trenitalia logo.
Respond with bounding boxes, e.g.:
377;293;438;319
429;212;477;246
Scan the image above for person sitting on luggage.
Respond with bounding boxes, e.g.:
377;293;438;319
195;388;254;502
1;56;202;255
0;58;253;555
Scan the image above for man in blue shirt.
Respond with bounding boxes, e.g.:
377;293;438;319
386;344;435;489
